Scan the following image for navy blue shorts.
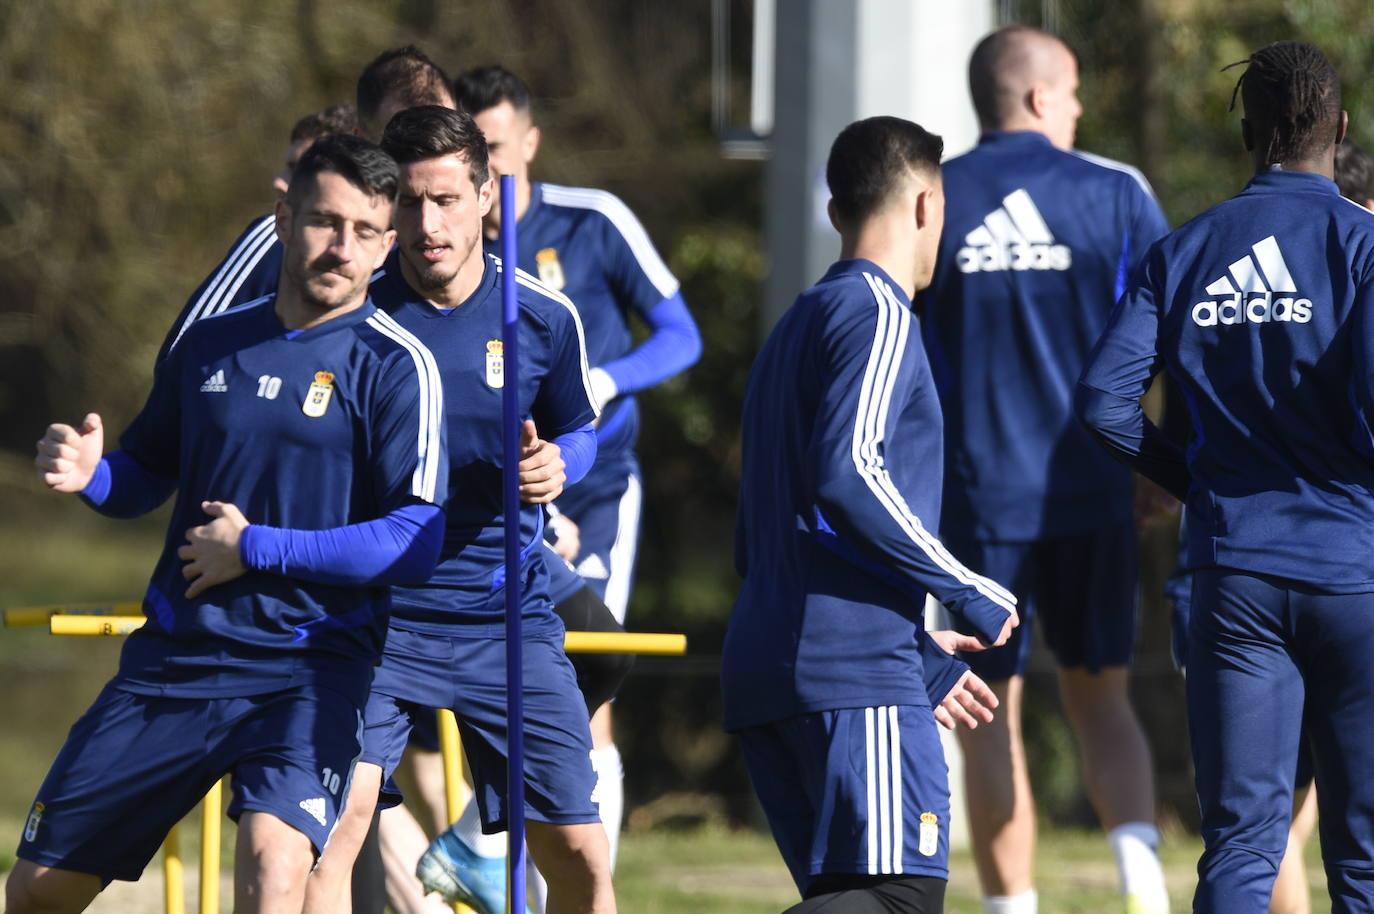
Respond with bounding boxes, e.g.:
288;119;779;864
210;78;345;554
555;464;641;623
947;522;1138;680
17;681;363;883
737;706;950;896
362;627;599;833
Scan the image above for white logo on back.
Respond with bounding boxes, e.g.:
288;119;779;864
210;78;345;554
957;189;1072;273
199;369;229;393
1191;235;1313;327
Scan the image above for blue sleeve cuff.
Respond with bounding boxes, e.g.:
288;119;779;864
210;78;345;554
599;293;701;395
552;424;597;485
79;451;177;518
241;503;445;586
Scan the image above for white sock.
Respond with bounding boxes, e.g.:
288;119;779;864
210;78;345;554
589;744;624;870
984;888;1037;914
455;798;507;859
1109;822;1168;907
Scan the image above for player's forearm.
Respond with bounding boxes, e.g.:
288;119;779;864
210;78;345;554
814;474;1015;644
1075;381;1191;500
551;423;597;485
79;451;178;518
240;502;445;586
597;294;701;397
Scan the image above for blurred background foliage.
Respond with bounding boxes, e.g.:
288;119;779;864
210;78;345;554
0;0;1368;835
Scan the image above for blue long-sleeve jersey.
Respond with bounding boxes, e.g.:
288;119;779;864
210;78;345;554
722;260;1016;731
921;132;1169;541
1078;169;1374;587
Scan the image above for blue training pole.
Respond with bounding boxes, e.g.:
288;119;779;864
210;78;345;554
500;173;528;914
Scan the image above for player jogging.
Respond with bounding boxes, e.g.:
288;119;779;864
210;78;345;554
724;115;1018;914
1077;40;1374;914
305;106;616;914
7;135;446;914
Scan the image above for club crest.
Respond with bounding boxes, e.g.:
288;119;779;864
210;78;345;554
536;247;566;290
486;340;505;389
302;371;335;418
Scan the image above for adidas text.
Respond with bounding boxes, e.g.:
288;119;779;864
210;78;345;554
1192;235;1312;327
958;242;1072;274
957;188;1072;274
200;369;228;393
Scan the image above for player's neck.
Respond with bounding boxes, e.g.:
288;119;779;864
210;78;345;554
1252;149;1335;180
481;175;534;243
842;224;917;301
404;247;487;308
274;287;367;331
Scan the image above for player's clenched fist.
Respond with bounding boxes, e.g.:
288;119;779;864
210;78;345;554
35;413;103;493
518;419;566;503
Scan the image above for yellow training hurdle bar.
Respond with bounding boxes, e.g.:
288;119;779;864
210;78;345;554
12;606;686;913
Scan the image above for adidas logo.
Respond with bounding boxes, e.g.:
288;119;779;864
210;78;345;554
957;189;1071;273
299;797;327;828
575;554;610;580
1191;235;1313;327
199;369;228;393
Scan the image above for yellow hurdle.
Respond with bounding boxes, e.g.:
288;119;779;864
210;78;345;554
30;609;689;913
163;822;185;914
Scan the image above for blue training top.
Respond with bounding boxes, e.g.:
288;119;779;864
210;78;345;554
921;131;1169;541
483;182;700;469
372;250;599;635
1078;169;1374;588
113;296;446;704
722;259;1017;731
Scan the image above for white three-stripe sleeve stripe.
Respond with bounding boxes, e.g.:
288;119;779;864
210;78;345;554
500;259;599;417
538;184;680;299
169;216;277;352
365;312;444;503
888;706;903;873
853;273;1017;612
865;708;878;875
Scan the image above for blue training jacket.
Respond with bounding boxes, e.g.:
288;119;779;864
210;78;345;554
1078;169;1374;588
921;131;1169;541
722;259;1016;731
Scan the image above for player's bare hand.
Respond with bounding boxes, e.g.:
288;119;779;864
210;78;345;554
548;512;581;562
179;501;250;598
934;670;999;730
35;413;103;493
927;629;987;655
986;609;1019;648
519;419;565;503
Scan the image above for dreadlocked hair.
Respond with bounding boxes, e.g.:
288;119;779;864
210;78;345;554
1226;41;1341;165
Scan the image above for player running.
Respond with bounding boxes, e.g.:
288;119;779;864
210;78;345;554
7;135;445;914
1078;40;1374;914
305;105;616;914
724;115;1017;914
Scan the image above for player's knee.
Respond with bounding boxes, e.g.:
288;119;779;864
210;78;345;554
527;821;610;882
5;861;101;914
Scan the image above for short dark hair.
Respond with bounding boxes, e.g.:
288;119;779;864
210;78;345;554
289;104;358;145
1231;41;1342;165
380;105;490;189
1336;140;1374;203
356;46;454;132
452;64;533;117
826;117;942;226
284;134;399;210
968;26;1075;129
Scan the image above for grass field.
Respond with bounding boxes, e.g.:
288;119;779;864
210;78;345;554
0;817;1331;913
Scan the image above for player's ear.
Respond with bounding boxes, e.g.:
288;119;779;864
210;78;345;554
1027;84;1047;120
1336;109;1349;147
826;198;841;234
478;175;496;219
373;229;397;272
274;197;293;244
524;124;541;164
